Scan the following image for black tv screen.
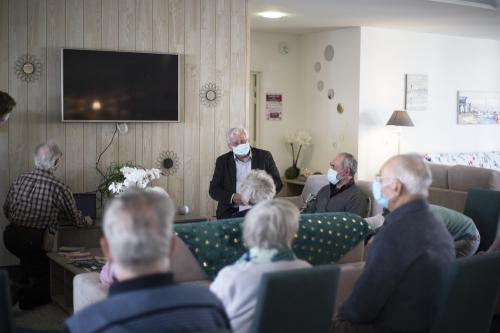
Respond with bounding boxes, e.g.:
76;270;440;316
62;48;181;122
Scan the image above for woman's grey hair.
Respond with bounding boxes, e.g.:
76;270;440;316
387;154;433;197
34;142;62;171
240;170;276;205
103;188;175;275
243;199;299;250
226;127;248;145
339;152;358;177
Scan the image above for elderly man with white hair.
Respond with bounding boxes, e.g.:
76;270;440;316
65;189;231;333
333;154;454;333
209;127;282;219
210;199;310;333
230;169;276;218
3;142;92;309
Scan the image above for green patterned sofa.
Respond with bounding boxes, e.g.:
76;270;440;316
73;212;372;313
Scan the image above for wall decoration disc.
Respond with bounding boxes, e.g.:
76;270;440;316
156;150;180;176
324;45;334;61
328;88;335;100
200;82;222;108
15;54;43;83
337;103;344;114
314;62;321;73
317;80;324;91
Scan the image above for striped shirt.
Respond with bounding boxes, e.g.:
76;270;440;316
3;168;86;229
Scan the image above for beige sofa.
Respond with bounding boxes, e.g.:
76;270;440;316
73;235;365;313
427;163;500;212
284;164;500;216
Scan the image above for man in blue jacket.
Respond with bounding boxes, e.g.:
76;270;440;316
65;189;230;333
334;154;454;333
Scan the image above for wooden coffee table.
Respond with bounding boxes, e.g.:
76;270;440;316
47;248;102;313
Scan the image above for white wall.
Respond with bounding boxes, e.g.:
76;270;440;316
251;29;362;176
251;31;303;174
358;27;500;180
299;28;361;174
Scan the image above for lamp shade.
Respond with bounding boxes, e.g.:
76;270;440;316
386;110;414;127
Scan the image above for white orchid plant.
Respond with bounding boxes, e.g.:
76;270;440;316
108;166;161;195
286;131;312;168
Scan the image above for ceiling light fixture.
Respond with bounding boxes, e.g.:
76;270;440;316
258;11;286;19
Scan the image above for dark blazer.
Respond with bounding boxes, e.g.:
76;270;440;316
209;147;283;219
65;273;230;333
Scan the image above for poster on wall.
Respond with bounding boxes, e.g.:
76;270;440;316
457;91;500;125
266;93;283;120
405;74;428;111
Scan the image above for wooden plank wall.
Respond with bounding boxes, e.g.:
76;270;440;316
0;0;248;265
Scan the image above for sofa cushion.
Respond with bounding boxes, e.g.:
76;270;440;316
300;175;329;202
428;163;449;189
174;213;373;279
428;188;467;213
448;165;500;192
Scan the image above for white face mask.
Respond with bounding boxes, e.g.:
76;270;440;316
233;143;250;156
327;168;340;185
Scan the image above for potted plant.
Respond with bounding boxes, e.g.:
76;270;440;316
285;131;312;179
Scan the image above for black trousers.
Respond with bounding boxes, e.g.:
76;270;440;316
3;224;50;306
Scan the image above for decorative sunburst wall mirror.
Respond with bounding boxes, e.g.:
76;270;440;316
200;82;221;108
157;151;180;176
15;54;43;83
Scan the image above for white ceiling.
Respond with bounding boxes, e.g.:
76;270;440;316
250;0;500;40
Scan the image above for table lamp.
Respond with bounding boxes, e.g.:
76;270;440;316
386;110;414;154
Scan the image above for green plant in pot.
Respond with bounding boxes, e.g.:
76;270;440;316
285;131;312;179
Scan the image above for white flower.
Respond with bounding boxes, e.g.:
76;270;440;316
286;133;297;144
296;131;312;147
110;167;163;195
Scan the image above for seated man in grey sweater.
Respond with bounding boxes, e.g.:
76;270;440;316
304;152;368;217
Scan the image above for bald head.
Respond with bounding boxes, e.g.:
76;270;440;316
381;154;432;198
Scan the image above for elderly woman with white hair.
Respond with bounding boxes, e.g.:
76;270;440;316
230;169;276;218
210;199;310;333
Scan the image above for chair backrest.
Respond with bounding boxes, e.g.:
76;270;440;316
300;175;328;202
0;270;15;333
431;252;500;333
250;265;340;333
463;188;500;252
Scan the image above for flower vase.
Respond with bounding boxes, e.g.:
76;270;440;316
285;164;300;179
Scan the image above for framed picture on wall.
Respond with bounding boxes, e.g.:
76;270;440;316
457;91;500;125
405;74;428;111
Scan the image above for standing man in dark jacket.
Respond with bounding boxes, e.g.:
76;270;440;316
333;154;455;333
209;127;282;219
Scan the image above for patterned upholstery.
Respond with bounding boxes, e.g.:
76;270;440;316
175;212;373;279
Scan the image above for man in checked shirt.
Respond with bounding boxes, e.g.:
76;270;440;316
3;142;93;309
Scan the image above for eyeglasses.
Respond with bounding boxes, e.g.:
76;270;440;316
374;175;398;184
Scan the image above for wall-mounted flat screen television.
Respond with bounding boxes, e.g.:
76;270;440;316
62;48;181;122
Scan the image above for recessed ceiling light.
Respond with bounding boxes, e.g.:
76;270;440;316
258;11;286;19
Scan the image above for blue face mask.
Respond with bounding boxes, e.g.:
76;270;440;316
372;180;389;209
233;143;250;156
327;168;340;185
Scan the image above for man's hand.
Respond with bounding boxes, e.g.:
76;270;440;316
84;216;93;226
232;193;243;205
